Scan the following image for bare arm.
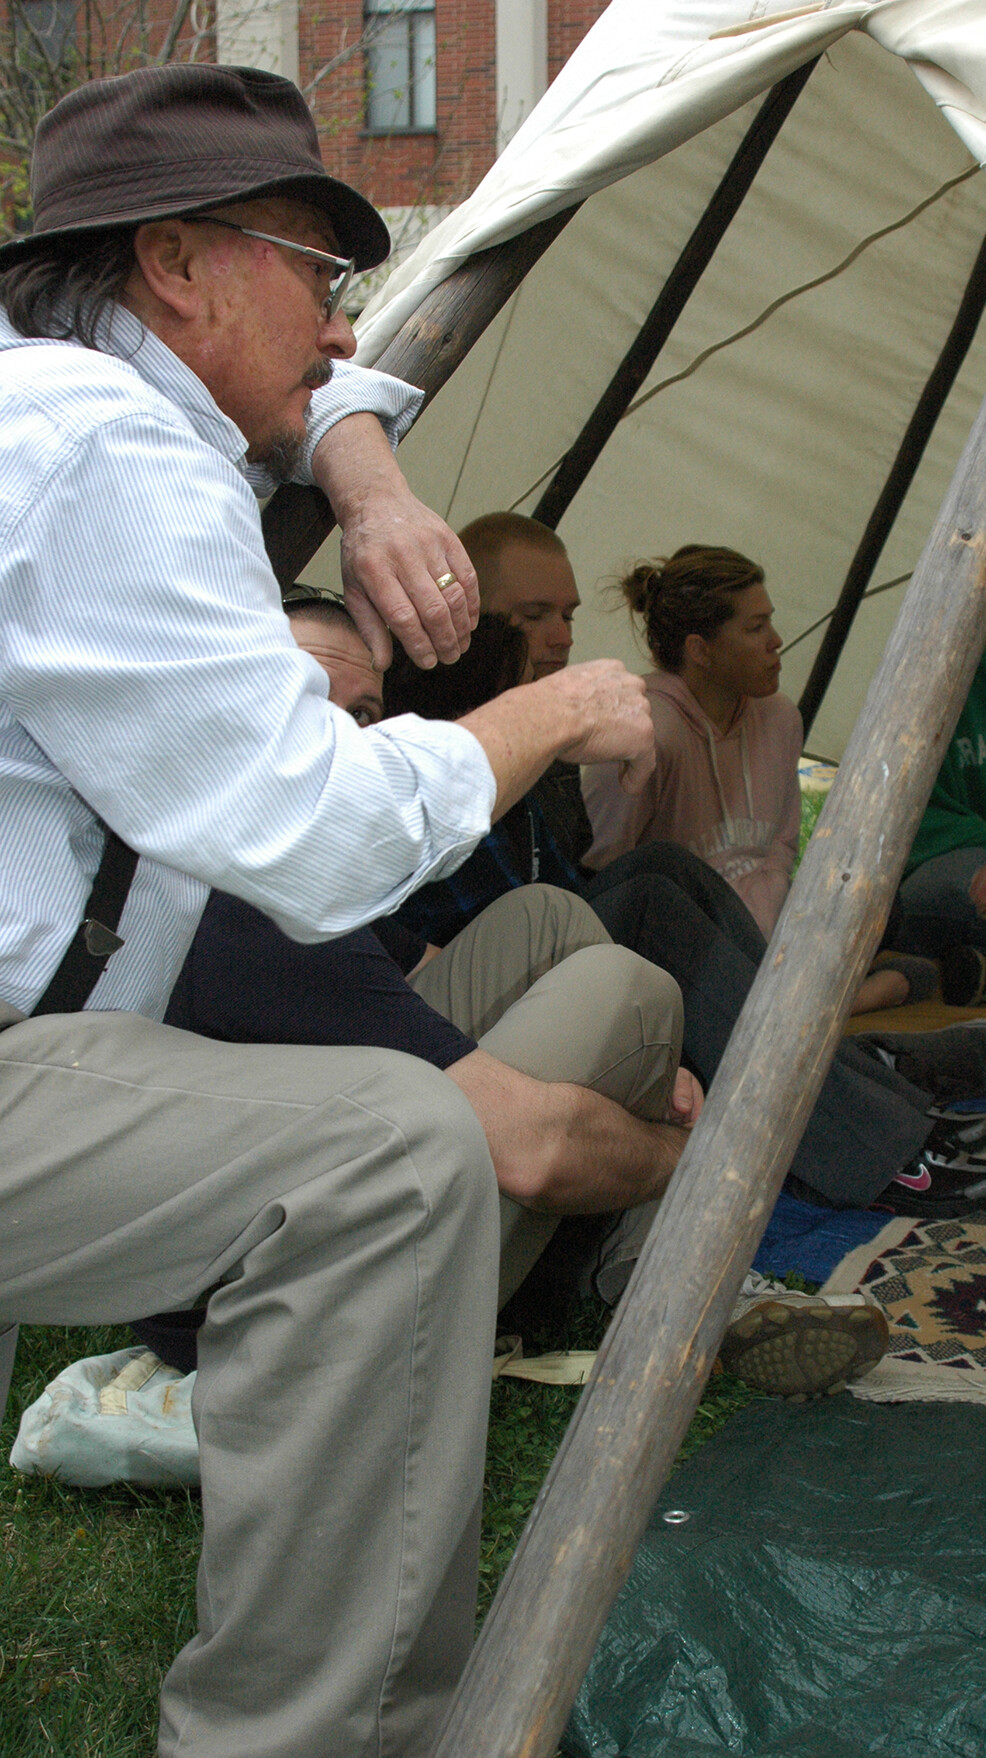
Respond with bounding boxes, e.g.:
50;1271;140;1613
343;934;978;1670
311;414;478;669
445;1048;691;1213
460;660;657;823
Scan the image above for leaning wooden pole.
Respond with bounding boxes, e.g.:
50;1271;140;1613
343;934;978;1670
261;208;578;586
433;396;986;1758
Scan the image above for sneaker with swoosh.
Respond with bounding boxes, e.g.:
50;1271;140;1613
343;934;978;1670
882;1124;986;1218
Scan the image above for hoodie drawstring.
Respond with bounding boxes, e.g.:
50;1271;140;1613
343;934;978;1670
739;722;755;823
703;718;756;843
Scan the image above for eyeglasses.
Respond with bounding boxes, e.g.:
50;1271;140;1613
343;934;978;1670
187;216;355;319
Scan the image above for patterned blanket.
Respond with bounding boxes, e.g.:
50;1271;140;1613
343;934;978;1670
823;1213;986;1402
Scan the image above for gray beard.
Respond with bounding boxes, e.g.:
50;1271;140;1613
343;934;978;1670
252;432;304;481
249;358;335;481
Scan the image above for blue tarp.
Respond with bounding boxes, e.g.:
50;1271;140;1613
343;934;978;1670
753;1192;886;1285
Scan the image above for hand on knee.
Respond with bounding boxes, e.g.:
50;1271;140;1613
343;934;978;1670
444;1047;691;1214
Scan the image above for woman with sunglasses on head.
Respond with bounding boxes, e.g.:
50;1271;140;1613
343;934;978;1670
582;544;934;1015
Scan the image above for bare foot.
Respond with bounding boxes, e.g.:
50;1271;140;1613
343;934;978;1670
667;1067;704;1126
850;969;909;1016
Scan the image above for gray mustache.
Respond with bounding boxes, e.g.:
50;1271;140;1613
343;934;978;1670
304;360;334;390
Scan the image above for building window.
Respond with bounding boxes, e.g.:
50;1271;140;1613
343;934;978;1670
364;0;436;134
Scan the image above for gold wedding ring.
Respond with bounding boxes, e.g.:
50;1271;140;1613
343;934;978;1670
434;571;459;593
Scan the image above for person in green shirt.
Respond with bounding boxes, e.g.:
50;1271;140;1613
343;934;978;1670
894;649;986;1002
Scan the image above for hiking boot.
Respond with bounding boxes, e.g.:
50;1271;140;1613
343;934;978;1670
718;1272;889;1399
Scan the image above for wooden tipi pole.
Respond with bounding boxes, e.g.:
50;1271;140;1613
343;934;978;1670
261;208;578;586
430;396;986;1758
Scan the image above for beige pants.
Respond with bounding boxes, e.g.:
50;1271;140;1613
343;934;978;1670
0;1009;499;1758
0;888;680;1756
410;885;683;1305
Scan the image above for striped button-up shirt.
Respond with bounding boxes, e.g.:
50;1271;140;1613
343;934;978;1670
0;305;495;1019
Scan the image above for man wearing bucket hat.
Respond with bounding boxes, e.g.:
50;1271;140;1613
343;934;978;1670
0;60;477;666
0;62;659;1758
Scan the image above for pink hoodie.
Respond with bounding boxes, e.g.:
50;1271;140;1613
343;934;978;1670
582;671;803;939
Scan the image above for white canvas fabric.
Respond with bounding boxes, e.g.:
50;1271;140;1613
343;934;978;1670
355;0;986;366
298;0;986;758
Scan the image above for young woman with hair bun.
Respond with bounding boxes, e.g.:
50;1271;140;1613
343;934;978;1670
583;545;798;938
583;544;933;1012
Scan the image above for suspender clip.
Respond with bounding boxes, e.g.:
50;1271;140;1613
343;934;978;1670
83;919;125;958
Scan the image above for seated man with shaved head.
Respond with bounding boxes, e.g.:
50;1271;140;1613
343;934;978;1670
460;512;581;679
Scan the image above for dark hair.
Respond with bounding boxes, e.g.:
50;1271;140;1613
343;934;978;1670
383;613;528;720
283;591;357;635
620;545;764;672
0;228;139;348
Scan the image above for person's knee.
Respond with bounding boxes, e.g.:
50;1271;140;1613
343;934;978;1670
524;882;612;946
591;871;681;942
313;1050;499;1251
902;880;969;918
392;1054;498;1221
900;852;985;926
553;944;683;1119
569;943;682;1045
483;882;612;963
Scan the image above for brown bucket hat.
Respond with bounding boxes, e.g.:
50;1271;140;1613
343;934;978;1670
0;62;390;270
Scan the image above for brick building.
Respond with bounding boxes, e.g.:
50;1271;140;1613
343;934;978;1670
216;0;609;291
3;0;606;276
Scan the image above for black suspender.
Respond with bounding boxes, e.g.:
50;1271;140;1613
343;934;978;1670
32;827;139;1015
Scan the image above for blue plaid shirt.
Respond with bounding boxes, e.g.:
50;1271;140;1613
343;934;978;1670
394;780;585;947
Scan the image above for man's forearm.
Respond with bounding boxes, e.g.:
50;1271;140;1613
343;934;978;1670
531;1081;689;1213
459;661;656;823
458;682;585;822
311;413;479;669
445;1049;688;1213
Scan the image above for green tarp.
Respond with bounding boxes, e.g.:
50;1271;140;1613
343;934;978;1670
563;1399;986;1758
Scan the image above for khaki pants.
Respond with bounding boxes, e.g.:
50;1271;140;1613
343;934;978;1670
410;885;683;1304
0;1009;500;1758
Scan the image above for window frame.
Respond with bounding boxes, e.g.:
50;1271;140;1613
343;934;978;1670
362;0;437;137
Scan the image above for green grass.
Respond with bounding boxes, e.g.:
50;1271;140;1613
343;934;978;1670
0;1313;759;1753
0;1326;199;1757
798;787;828;864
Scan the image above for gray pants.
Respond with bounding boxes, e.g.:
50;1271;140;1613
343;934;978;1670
409;885;684;1305
0;888;681;1755
894;845;986;957
0;1008;500;1758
